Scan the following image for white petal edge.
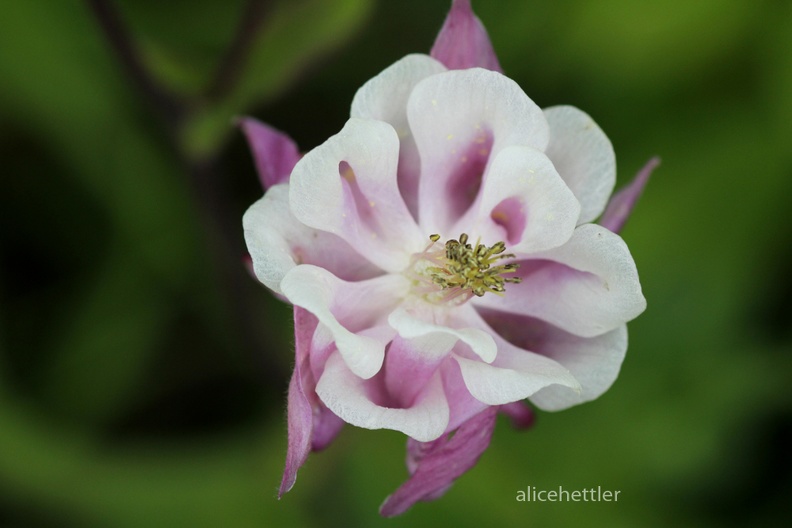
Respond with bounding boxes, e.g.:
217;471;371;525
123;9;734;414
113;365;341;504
243;185;299;294
351;53;447;135
280;264;407;379
529;223;646;336
529;324;627;411
289;118;423;272
544;106;616;225
473;223;646;338
351;54;448;217
388;305;497;363
243;184;381;294
408;68;549;234
453;341;580;406
464;145;580;254
316;353;450;442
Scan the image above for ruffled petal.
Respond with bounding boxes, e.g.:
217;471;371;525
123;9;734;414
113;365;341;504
439;358;489;432
388;304;496;363
479;308;628;411
243;185;382;293
430;0;502;73
473;223;646;338
289;118;424;272
530;325;627;411
453;339;580;406
316;353;450;442
280;265;406;379
383;335;448;409
543;106;615;225
239;118;301;190
351;54;447;217
460;145;579;254
600;157;660;233
351;54;446;126
379;407;497;517
408;68;549;234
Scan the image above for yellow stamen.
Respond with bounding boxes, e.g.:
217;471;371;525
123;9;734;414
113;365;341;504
408;233;521;305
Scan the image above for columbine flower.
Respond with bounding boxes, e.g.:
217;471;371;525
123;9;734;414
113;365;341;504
243;0;655;517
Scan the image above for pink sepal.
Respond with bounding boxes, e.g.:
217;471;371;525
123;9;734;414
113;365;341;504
430;0;502;73
379;406;497;517
239;117;300;190
499;401;535;429
600;157;660;234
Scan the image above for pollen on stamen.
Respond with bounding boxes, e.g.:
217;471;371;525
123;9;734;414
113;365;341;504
407;233;521;305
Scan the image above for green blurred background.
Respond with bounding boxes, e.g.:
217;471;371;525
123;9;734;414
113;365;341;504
1;0;791;526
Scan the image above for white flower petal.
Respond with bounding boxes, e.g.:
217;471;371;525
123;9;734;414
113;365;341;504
529;325;628;411
281;265;407;379
289;118;424;272
408;68;549;234
351;54;446;132
316;353;450;442
473;223;646;337
388;305;496;363
463;145;579;254
243;185;381;293
351;54;447;217
453;332;580;406
477;308;628;411
544;106;616;225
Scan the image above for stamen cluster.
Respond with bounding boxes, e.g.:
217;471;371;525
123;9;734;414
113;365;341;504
410;233;521;304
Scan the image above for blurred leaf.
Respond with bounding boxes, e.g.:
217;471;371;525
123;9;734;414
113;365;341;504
0;1;199;286
181;0;375;159
0;1;206;421
0;394;305;528
36;245;169;423
558;0;759;93
120;0;246;96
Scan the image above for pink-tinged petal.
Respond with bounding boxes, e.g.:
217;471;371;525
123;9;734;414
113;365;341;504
239;118;300;190
543;106;616;225
453;336;580;406
430;0;502;73
440;358;489;432
279;307;318;497
499;401;535;429
289;118;424;272
281;265;406;379
480;308;628;411
461;145;579;254
473;223;646;338
351;54;447;217
530;325;627;411
408;68;548;233
600;157;660;233
243;185;381;294
316;353;450;442
379;406;497;517
388;305;496;363
384;335;448;409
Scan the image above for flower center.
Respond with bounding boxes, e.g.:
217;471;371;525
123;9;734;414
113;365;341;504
407;233;521;305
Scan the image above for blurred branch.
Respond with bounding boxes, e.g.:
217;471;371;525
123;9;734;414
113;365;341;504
207;0;274;101
86;0;288;388
87;0;185;128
